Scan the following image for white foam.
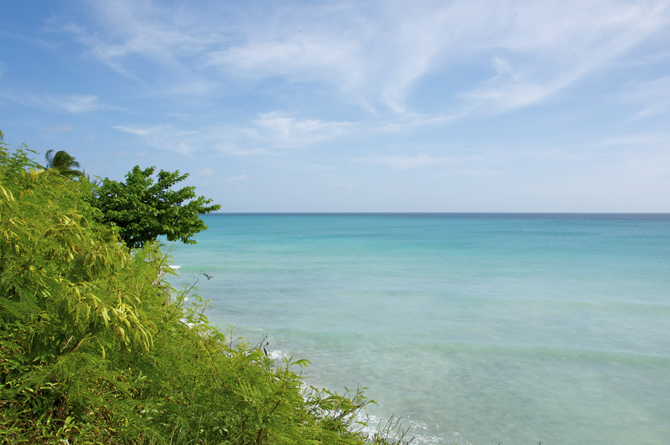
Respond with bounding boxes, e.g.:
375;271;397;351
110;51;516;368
168;265;181;269
178;318;195;329
352;412;382;436
360;416;447;444
267;350;287;361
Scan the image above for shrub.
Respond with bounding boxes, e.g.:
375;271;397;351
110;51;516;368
0;142;407;444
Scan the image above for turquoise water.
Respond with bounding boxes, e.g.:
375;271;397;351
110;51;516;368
168;214;670;444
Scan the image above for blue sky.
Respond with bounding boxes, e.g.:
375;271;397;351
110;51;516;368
2;0;670;212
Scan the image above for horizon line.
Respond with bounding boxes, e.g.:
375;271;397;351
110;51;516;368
205;212;670;216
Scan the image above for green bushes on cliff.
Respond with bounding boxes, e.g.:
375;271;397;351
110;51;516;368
91;165;221;249
0;142;406;444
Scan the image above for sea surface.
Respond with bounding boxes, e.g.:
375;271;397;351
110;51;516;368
167;214;670;444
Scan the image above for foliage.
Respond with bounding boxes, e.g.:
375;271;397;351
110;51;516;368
0;141;409;444
92;166;221;249
44;149;83;179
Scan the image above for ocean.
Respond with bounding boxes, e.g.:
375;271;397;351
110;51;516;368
167;214;670;444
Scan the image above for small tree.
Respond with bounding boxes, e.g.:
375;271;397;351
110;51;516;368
93;165;221;249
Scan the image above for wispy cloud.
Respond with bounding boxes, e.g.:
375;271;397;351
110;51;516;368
113;111;356;159
252;112;355;145
197;168;216;176
4;0;668;212
113;112;354;158
59;95;100;113
354;153;454;170
216;144;269;156
0;91;110;113
454;1;670;116
117;149;148;157
62;0;670;118
207;38;361;86
60;1;217;77
228;174;250;181
590;132;670;151
114;125;160;137
575;132;670;179
114;124;198;156
44;125;73;133
332;182;354;188
624;76;670;120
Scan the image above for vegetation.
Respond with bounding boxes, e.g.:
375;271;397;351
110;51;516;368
92;166;221;250
0;139;410;444
43;149;83;179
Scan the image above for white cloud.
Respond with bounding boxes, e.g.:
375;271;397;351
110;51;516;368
59;95;100;113
332;182;354;188
61;1;217;76
595;133;670;147
114;124;198;156
116;149;148;157
114;125;162;137
207;38;360;85
354;153;454;170
228;174;250;181
216;144;269;156
624;76;670;120
44;125;73;133
452;1;670;115
53;0;670;123
253;112;355;145
47;0;670;182
0;91;108;113
65;0;669;118
197;168;216;176
110;110;355;159
215;0;670;114
571;132;670;179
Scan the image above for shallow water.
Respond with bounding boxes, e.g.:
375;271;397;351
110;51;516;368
168;214;670;444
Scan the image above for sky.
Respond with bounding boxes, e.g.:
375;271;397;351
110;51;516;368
1;0;670;212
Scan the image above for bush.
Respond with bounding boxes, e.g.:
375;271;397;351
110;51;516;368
0;142;410;444
91;166;221;250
